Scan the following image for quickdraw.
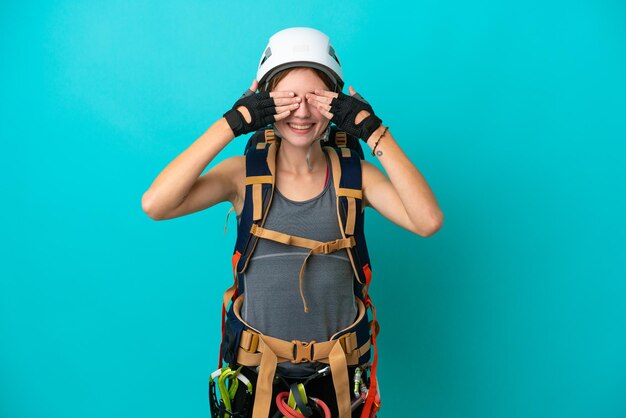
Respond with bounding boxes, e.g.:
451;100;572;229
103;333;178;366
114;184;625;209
209;366;254;418
350;365;380;413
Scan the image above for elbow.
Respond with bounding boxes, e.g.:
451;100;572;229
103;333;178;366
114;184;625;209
416;211;444;238
141;191;166;221
422;219;443;237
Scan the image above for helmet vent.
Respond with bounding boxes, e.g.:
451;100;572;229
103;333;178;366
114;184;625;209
328;46;340;65
260;47;272;67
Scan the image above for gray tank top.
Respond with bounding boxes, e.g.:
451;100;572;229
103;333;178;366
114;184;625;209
240;154;357;377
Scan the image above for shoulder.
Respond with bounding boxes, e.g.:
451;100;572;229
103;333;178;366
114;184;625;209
223;154;246;172
360;159;378;174
360;160;387;207
202;155;245;214
329;157;383;207
212;155;245;184
231;155;246;190
200;155;245;206
360;159;385;183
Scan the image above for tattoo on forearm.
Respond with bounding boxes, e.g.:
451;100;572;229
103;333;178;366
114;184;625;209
376;150;383;157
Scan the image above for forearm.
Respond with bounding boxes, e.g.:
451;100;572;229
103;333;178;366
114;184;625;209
142;118;234;217
365;126;443;234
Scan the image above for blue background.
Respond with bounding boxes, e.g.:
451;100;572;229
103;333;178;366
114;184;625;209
2;1;625;417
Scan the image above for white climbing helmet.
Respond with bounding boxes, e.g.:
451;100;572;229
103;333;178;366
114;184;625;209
256;27;344;92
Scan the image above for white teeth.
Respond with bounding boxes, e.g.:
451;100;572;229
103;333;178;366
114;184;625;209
289;123;312;130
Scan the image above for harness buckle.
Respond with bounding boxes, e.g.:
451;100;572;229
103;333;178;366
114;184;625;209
241;331;260;353
337;332;358;354
338;333;349;353
291;340;316;363
248;333;259;353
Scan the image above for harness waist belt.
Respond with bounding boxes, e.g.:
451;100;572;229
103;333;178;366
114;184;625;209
231;295;370;418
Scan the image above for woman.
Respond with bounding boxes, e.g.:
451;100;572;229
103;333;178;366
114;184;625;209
142;27;443;418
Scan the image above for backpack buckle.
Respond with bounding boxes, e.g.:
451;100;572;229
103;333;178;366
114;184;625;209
319;239;340;254
264;129;276;143
291;340;316;363
335;131;347;147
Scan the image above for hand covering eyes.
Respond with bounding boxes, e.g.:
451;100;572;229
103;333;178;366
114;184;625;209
329;91;382;141
223;89;277;137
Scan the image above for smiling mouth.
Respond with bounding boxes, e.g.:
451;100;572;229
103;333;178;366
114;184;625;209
288;123;314;130
287;123;315;134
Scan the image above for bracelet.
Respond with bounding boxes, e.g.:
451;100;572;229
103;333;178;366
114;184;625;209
371;126;389;156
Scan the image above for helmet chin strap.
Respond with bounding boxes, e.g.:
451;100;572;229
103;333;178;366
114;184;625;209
272;124;331;171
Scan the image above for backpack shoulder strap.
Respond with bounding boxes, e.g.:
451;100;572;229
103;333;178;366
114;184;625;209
324;145;372;295
224;129;277;310
325;141;379;401
220;129;277;367
234;129;278;274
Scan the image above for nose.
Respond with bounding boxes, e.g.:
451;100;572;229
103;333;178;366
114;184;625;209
292;96;311;118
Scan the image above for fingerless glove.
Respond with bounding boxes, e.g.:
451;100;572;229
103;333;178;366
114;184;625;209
223;90;277;137
329;92;382;141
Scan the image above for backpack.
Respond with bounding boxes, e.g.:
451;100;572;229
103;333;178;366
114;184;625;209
218;125;381;418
